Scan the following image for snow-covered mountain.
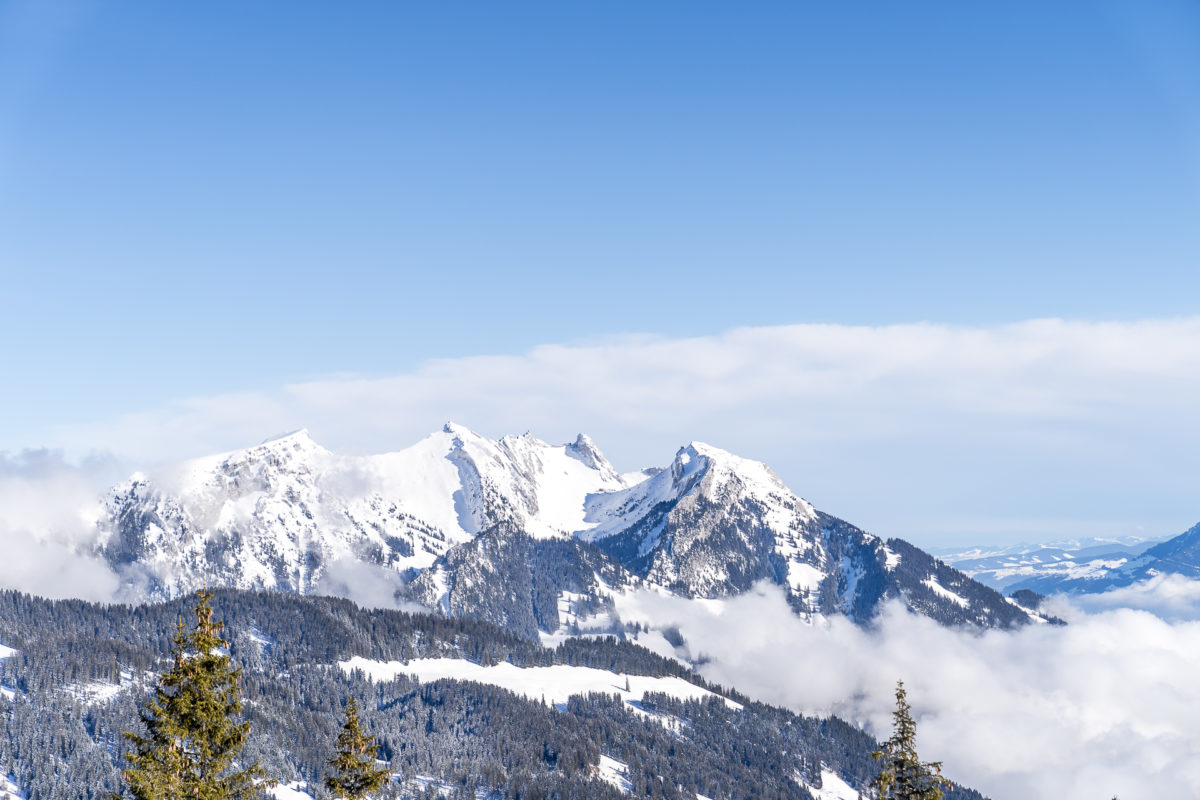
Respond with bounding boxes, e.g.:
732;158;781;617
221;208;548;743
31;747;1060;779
98;424;631;598
94;424;1037;633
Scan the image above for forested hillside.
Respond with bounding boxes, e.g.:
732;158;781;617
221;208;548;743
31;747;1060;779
0;589;986;800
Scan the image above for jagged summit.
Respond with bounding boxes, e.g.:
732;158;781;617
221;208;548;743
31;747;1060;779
260;427;312;444
565;433;621;483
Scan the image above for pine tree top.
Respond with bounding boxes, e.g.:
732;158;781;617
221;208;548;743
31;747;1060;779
870;679;949;800
325;697;391;800
118;590;268;800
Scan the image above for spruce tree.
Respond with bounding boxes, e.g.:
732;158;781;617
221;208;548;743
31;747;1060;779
324;698;391;799
870;680;949;800
118;590;268;800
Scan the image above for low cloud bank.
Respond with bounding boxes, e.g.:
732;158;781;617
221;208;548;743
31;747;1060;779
1055;573;1200;622
614;581;1200;800
0;449;122;601
314;558;423;612
40;318;1200;546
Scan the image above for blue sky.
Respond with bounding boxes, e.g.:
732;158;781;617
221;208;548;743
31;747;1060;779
2;1;1199;545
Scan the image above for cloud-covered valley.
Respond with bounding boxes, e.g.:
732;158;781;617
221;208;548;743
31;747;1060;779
614;582;1200;800
0;449;122;601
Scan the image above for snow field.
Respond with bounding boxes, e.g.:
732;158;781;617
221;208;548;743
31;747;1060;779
268;782;313;800
921;577;968;608
0;645;17;702
0;774;25;800
338;657;741;717
595;755;633;794
797;768;860;800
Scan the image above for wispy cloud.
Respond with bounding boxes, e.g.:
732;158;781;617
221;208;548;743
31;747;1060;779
39;317;1200;546
615;581;1200;800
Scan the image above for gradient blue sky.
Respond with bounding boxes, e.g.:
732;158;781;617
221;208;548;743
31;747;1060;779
2;2;1199;544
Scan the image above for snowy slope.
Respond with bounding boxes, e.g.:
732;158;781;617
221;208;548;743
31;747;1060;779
798;768;860;800
0;645;16;702
581;442;826;598
0;774;25;800
339;656;741;713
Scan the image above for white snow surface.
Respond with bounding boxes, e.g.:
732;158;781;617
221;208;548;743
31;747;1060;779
921;577;968;607
596;755;633;795
63;669;139;705
0;774;25;800
268;783;313;800
797;768;860;800
339;657;741;713
0;645;18;702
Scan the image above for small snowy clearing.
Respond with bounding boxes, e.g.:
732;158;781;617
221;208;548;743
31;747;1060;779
268;782;313;800
921;577;968;607
0;774;25;800
247;629;274;649
884;547;901;570
784;561;824;593
537;586;623;646
63;669;139;705
0;646;16;703
339;657;741;717
596;755;633;794
797;768;859;800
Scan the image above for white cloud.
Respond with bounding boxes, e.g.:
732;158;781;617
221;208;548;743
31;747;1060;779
1059;573;1200;622
313;558;421;612
38;318;1200;547
0;449;123;600
611;581;1200;800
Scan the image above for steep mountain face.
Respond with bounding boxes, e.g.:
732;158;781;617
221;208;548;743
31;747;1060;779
93;425;1036;632
1137;523;1200;577
577;443;1029;627
941;528;1198;596
408;524;632;640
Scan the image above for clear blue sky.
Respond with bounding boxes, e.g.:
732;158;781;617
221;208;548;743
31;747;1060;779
2;0;1199;444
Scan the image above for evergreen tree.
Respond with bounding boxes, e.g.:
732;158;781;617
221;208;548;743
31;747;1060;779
118;590;268;800
324;698;391;799
870;680;949;800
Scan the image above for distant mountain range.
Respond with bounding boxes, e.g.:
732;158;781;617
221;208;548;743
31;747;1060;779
93;424;1042;638
937;526;1200;596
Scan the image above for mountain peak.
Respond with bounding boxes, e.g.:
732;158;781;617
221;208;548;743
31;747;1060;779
442;420;489;440
565;433;618;479
260;428;313;445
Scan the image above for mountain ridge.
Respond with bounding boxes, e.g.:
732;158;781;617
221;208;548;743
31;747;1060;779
91;425;1041;635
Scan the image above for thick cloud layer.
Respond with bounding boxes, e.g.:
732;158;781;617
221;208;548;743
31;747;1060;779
0;449;122;600
614;582;1200;800
37;318;1200;546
